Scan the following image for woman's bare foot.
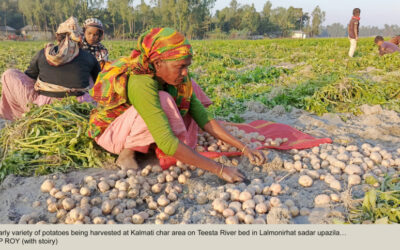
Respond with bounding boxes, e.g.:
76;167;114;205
116;149;139;170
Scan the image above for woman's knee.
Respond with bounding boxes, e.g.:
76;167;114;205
1;69;29;87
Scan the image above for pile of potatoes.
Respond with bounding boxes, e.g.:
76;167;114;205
33;163;205;224
24;136;400;224
209;179;302;224
196;125;288;153
283;143;400;207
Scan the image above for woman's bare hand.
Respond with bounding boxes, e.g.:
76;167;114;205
218;165;245;183
243;147;266;166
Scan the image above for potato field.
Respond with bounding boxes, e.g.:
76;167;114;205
0;38;399;225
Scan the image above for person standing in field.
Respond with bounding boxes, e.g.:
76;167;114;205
374;36;400;56
348;8;360;57
389;35;400;46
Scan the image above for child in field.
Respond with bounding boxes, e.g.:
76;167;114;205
374;36;400;56
348;8;360;57
389;35;400;46
82;18;109;68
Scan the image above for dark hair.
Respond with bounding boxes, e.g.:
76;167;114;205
374;36;384;43
353;8;361;15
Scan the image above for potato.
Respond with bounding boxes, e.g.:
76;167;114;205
115;181;129;191
173;184;183;193
314;194;330;206
348;174;361;186
329;180;342;191
253;195;265;204
242;199;256;210
151;183;163;194
118;190;127;199
146;201;157;210
90;197;102;206
80;187;91;196
269;183;282;196
158;212;169;221
62;198;75;211
84;176;94;183
167;192;178;201
49;188;60;197
344;165;362;175
230;189;241;201
196;192;208;205
132;214;145;224
298;175;313;187
98;181;110;193
212;199;228;213
69;208;85;222
370;152;382;164
61;183;75;193
228;201;242;213
46;197;56;205
178;174;187;184
56;209;67;219
54;191;66;200
255;203;268;214
269;197;281;207
101;200;115;215
330;194;340;202
108;189;119;200
164;205;176;216
244;214;254;224
239;191;252;202
93;217;106;224
157;195;170;207
222;208;234;218
219;192;230;201
165;174;174;182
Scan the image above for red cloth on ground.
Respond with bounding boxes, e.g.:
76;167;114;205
156;120;332;168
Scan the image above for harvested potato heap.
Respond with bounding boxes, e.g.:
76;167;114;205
210;180;299;224
196;125;288;152
27;136;400;224
36;165;196;224
285;143;400;191
209;143;400;224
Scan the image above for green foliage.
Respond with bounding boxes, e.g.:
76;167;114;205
0;98;115;182
350;175;400;224
1;37;400;121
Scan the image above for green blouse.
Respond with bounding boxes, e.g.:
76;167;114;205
127;74;213;156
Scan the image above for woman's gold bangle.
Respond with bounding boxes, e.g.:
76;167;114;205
241;145;248;153
219;164;224;176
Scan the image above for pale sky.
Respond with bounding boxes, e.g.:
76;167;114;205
213;0;400;27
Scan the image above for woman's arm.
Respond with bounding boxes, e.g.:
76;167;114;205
24;49;42;80
203;119;266;166
173;141;245;183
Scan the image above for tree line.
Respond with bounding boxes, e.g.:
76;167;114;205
1;0;327;39
321;23;400;38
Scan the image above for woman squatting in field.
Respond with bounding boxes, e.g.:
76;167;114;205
87;28;265;183
0;17;100;121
